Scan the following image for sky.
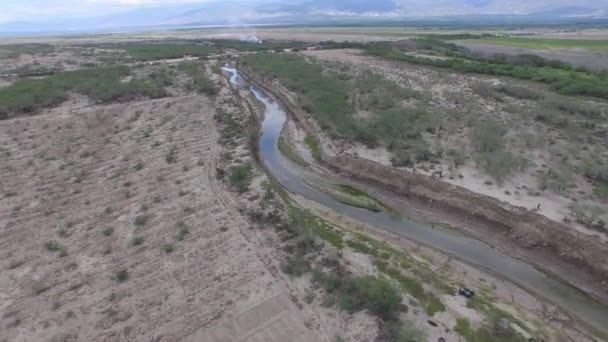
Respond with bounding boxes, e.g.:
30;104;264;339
1;0;607;31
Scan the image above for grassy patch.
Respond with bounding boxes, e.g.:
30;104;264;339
363;42;608;99
304;134;322;160
278;136;309;166
229;163;253;193
336;184;399;215
96;42;215;61
178;61;218;95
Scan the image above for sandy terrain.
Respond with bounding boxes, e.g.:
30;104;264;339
0;90;298;341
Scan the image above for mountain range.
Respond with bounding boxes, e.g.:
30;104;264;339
1;0;607;34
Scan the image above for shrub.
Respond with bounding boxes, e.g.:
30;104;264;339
304;134;322;160
494;84;544;100
134;214;150;227
45;241;68;257
130;236;144;246
163;243;175;254
314;273;404;321
0;65;167;119
165;146;177;164
477;151;528;184
115;269;129;283
281;255;310;276
472;120;506;153
102;227;114;237
229;163;253;193
177;221;191;241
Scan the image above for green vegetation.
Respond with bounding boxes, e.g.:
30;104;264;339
163;243;175;254
45;241;68;257
212;39;307;52
178;61;218;95
313;272;404;321
304;134;322;160
363;42;608;99
278;136;309;166
0;65;166;119
177;221;192;241
376;261;445;316
134;214;151;227
114;269;129;283
465;37;608;51
242;54;357;138
454;316;527;342
229;163;253;193
131;236;144;246
472;120;529;183
102;227;114;237
97;42;214;61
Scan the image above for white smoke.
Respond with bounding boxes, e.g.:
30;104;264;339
240;35;263;43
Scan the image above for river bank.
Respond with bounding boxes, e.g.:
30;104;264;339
224;64;608;339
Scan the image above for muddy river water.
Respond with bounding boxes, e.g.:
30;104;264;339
222;67;608;336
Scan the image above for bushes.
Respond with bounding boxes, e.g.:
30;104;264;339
314;272;404;321
242;54;356;139
363;43;608;100
229;163;253;193
477;151;529;184
304;134;322;160
454;316;528;342
494;84;544;100
178;61;218;95
0;65;166;119
472;120;506;153
98;43;214;61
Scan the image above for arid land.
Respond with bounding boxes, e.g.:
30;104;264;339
0;29;607;342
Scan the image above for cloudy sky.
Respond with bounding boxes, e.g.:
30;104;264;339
1;0;607;31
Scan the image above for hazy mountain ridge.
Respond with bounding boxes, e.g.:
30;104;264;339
1;0;607;33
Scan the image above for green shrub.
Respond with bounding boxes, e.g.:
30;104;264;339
0;65;166;119
97;43;214;61
494;84;544;100
163;243;175;254
281;255;310;276
102;227;114;237
363;42;608;100
477;151;528;184
304;134;322;160
472;120;506;153
45;241;68;257
229;163;253;193
115;269;129;283
315;273;404;321
242;54;357;139
134;214;150;227
131;236;144;246
177;221;192;241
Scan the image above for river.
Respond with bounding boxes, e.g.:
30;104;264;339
222;67;608;336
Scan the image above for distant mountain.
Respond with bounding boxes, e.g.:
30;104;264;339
1;0;607;34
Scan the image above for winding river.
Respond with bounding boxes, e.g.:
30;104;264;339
222;67;608;336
